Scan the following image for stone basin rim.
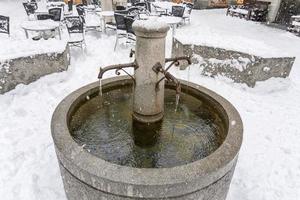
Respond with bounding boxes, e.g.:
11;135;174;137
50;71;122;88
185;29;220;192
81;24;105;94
51;75;243;196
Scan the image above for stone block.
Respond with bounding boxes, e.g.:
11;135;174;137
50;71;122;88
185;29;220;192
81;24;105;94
172;39;295;87
0;44;69;94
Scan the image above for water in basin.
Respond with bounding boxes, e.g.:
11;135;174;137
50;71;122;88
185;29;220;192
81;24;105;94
70;85;226;168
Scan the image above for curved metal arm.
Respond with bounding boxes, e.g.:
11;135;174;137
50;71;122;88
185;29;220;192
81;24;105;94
165;56;192;71
153;62;181;95
98;61;138;81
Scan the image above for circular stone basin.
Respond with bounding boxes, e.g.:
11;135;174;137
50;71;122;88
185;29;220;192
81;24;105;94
51;76;243;200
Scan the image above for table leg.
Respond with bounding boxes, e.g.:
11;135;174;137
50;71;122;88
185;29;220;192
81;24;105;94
24;30;29;39
57;28;62;40
172;24;175;38
103;17;107;34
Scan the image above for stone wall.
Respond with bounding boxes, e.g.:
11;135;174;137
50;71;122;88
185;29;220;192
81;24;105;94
172;39;295;87
0;45;69;94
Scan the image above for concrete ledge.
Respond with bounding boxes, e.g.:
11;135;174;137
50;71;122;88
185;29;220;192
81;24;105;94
172;39;295;87
0;44;69;94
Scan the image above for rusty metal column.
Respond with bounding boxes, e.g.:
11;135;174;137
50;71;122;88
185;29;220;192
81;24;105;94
132;20;169;123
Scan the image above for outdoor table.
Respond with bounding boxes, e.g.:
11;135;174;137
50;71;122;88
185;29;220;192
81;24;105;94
152;1;183;13
21;20;61;40
46;2;66;8
100;11;114;33
157;16;182;38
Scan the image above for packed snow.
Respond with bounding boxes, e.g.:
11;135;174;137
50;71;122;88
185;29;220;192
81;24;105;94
1;1;300;200
175;9;300;58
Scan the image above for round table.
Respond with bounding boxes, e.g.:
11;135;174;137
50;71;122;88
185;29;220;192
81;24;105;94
21;20;61;40
152;2;183;13
157;16;182;38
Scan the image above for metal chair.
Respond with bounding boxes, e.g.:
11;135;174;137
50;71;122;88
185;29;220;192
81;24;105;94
127;7;140;18
131;0;140;6
171;6;185;17
116;5;126;11
67;0;73;12
183;3;193;24
23;2;38;16
49;7;62;21
114;13;127;51
124;16;135;44
0;15;9;36
76;4;85;17
145;1;152;13
91;0;101;8
65;16;86;49
36;14;54;20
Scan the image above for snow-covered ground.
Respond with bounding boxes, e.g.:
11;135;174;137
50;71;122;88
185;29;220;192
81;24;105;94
1;1;300;200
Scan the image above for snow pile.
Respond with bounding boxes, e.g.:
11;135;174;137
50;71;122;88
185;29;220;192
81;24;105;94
175;9;300;58
0;2;300;200
0;38;67;61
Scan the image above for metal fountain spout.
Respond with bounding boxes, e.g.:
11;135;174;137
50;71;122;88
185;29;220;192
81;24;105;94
153;56;191;95
98;61;138;81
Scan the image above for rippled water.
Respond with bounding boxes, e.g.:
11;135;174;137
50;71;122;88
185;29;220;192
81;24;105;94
70;86;225;168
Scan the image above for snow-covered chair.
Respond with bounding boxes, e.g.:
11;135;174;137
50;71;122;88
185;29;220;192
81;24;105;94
23;2;38;18
0;15;9;36
113;13;127;51
288;15;300;35
65;16;86;49
183;3;193;24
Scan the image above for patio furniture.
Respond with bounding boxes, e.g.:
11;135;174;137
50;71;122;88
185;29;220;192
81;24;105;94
249;1;271;22
288;15;300;35
124;16;136;44
68;0;73;12
116;5;126;11
171;6;185;18
65;16;86;49
84;12;102;32
91;0;101;8
23;2;38;16
127;7;140;17
152;3;168;15
114;13;127;51
145;1;152;13
131;0;140;6
76;4;85;17
21;19;61;39
100;11;115;33
37;14;54;20
226;0;271;22
183;3;193;24
0;15;9;36
49;7;63;21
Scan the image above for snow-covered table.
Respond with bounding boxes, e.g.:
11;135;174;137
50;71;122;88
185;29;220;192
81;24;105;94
157;16;182;38
152;1;182;13
21;20;61;40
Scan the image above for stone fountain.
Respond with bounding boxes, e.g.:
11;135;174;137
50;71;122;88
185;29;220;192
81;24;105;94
51;19;243;200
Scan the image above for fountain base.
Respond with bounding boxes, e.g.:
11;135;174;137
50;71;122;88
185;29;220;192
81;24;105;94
51;76;243;200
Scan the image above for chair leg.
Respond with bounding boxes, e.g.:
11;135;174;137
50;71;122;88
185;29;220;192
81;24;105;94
114;34;119;51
